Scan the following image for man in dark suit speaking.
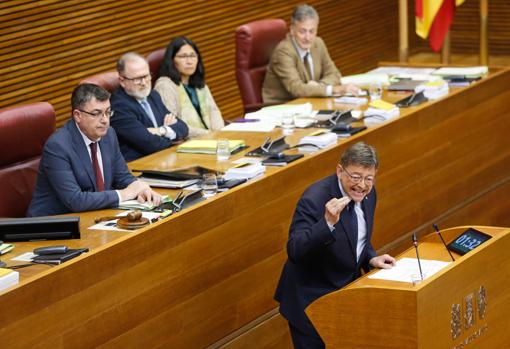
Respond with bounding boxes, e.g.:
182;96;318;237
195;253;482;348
27;83;161;217
110;52;188;161
275;142;396;348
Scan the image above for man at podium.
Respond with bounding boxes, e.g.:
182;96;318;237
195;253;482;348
274;142;395;348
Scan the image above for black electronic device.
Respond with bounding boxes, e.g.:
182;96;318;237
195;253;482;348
395;91;428;108
0;216;80;242
316;110;354;128
246;136;289;157
32;248;89;265
133;166;221;181
447;228;492;256
34;245;68;255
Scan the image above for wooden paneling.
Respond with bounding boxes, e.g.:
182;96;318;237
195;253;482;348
0;0;399;127
409;0;510;55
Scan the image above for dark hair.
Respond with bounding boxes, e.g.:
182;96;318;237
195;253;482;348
158;36;205;88
71;83;110;110
340;142;379;169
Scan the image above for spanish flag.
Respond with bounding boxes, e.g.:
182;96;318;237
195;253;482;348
416;0;465;52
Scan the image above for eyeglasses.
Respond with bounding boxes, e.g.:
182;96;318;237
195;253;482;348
78;109;114;119
121;74;151;85
175;54;198;60
341;166;375;185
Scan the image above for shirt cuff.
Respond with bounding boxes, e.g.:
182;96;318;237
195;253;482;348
163;126;177;140
115;190;122;205
327;221;335;232
326;85;333;96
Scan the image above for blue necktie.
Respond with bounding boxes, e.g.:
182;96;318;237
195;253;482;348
140;99;158;127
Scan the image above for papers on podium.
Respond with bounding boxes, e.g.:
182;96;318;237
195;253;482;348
222;120;276;132
340;73;389;87
363;99;400;125
368;257;451;283
223;162;266;180
245;103;313;122
432;66;488;78
334;96;368;106
0;268;19;292
177;139;245;154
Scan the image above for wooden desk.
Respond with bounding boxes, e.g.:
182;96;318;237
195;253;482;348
1;68;509;348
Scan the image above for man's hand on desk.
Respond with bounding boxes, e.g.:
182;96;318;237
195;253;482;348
333;83;360;96
369;254;396;269
119;180;162;205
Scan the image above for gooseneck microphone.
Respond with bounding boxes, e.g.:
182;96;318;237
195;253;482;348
412;233;424;280
433;224;455;262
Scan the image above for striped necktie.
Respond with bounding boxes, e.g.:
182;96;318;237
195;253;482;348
89;142;104;191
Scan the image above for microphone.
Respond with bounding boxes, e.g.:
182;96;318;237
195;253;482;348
433;224;455;261
412;233;424;280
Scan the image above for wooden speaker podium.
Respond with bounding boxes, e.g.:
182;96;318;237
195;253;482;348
306;226;510;349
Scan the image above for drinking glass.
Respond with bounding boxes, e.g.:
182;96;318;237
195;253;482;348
216;138;230;161
369;82;382;100
201;173;218;198
281;113;295;135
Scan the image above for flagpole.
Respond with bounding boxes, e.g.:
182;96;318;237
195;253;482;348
480;0;488;65
399;0;409;62
441;31;451;64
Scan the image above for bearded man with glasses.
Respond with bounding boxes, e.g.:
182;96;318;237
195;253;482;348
274;141;396;349
110;52;188;161
27;83;162;217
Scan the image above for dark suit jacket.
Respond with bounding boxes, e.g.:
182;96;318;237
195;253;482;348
262;34;341;104
110;87;189;161
27;120;136;217
274;174;377;333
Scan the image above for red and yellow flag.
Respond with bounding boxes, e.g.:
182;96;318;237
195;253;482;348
415;0;465;52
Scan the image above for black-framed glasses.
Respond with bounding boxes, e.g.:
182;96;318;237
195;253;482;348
78;109;114;119
341;166;375;185
120;74;151;84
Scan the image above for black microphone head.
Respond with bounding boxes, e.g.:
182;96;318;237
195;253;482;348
412;232;418;245
433;223;440;232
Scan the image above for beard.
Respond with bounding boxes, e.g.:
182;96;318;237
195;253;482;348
129;85;151;100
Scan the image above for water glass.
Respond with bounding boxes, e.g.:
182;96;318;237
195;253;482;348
216;138;230;161
411;273;424;286
369;82;382;101
201;173;218;198
281;113;295;135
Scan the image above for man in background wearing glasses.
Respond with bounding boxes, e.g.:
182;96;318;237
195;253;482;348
274;142;396;349
27;83;161;217
110;52;188;161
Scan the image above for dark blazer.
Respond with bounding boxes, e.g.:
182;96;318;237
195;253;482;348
263;34;341;104
110;87;189;161
274;174;377;333
27;120;136;217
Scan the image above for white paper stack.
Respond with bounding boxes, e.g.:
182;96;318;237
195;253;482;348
340;73;389;87
299;131;337;151
334;96;368;106
0;268;19;292
222;120;276;132
223;163;266;180
363;99;400;125
432;66;488;78
244;103;313;125
415;80;449;100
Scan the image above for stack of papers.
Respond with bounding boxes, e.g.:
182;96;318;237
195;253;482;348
340;73;389;87
0;268;19;292
432;66;488;78
368;257;451;283
334;96;368;106
364;99;400;125
299;131;337;150
222;120;275;132
223;162;266;180
415;80;449;100
119;195;170;211
245;103;313;123
177;140;245;154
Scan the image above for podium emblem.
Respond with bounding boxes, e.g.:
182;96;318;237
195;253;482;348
477;286;487;320
464;293;475;329
451;303;462;339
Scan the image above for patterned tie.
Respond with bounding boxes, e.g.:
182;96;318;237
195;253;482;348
89;142;105;192
303;52;313;80
140;99;158;127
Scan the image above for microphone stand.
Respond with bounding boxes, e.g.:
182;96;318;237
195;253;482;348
433;224;455;261
412;233;424;280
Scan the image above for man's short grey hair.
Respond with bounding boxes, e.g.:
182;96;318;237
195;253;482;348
116;52;147;74
291;4;319;25
340;142;379;169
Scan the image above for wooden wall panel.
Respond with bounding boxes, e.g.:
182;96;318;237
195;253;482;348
0;0;399;127
409;0;510;55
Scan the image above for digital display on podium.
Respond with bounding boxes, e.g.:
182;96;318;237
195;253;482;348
447;228;492;255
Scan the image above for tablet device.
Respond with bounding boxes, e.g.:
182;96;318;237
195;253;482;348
447;228;491;255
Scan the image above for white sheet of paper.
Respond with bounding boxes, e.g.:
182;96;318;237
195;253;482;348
11;252;36;262
88;211;162;232
368;257;451;283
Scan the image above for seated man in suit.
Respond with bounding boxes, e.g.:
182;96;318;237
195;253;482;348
27;83;161;217
275;142;396;349
263;4;359;104
110;52;189;161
